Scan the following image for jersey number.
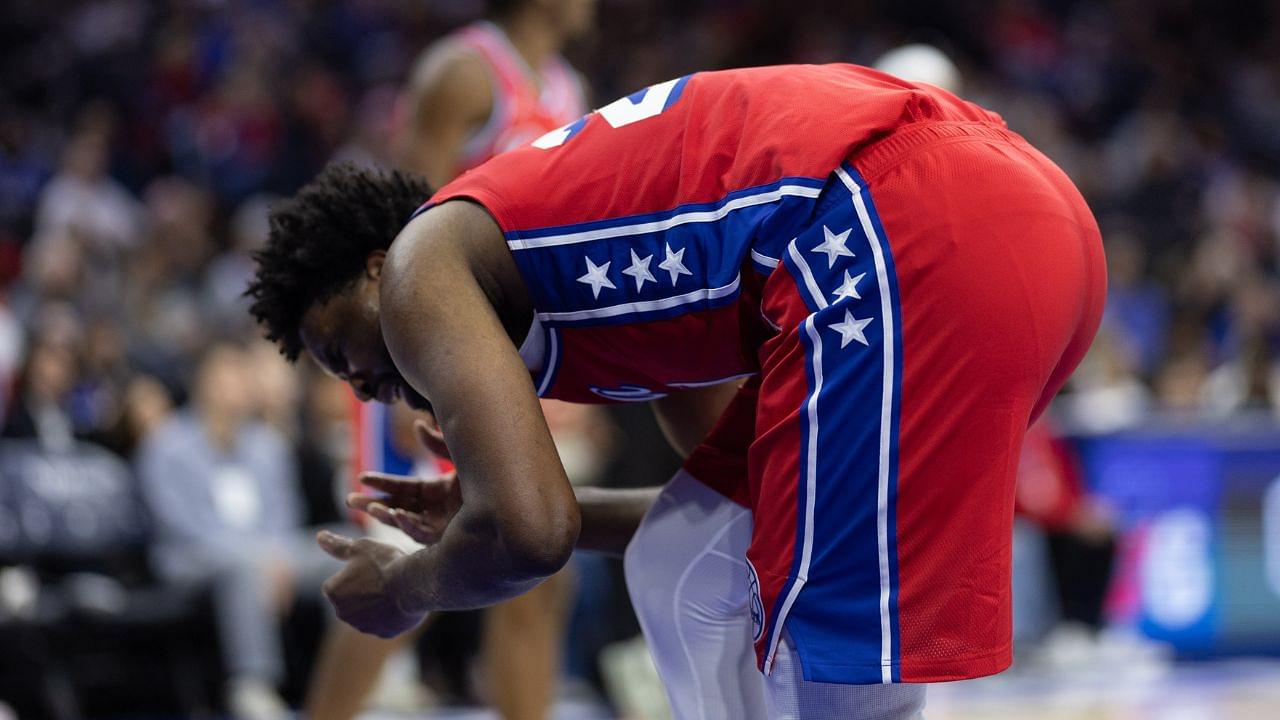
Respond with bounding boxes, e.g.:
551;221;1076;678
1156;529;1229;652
533;76;690;149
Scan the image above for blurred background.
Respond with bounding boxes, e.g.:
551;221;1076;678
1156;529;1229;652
1;0;1279;718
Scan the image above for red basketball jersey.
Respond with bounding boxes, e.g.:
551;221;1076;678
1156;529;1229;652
427;64;1000;403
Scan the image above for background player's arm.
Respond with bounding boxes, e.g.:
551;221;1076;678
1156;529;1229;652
401;44;492;185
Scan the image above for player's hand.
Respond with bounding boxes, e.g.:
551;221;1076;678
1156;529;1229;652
348;469;462;545
316;530;424;637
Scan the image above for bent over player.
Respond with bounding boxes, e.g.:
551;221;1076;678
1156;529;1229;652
306;2;592;718
247;64;1105;718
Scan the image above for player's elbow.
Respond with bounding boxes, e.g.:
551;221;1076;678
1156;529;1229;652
495;496;581;580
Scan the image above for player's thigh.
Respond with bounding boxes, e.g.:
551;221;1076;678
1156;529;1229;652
624;470;766;720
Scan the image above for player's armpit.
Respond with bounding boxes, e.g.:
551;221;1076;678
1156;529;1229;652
374;202;580;611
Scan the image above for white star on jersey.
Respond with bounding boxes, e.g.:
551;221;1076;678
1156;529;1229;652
829;309;873;348
621;249;657;291
577;256;616;299
658;243;692;285
831;270;866;303
811;225;855;269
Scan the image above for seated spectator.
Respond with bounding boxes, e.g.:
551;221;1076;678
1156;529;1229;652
2;336;80;452
135;344;341;720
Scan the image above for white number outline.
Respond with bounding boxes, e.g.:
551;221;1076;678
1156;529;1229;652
533;77;688;149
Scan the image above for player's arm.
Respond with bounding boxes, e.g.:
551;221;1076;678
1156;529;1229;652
401;44;492;185
319;202;578;636
381;200;580;595
565;384;743;554
651;381;742;456
348;382;742;558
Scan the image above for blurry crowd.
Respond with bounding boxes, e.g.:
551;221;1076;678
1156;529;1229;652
0;0;1278;713
2;0;1279;452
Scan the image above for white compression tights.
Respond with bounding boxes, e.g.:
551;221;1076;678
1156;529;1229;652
624;470;927;720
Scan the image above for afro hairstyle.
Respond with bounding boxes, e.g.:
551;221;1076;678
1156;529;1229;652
245;162;433;361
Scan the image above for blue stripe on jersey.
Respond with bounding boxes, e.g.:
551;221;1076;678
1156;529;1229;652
504;176;825;246
507;177;826;328
659;73;692;111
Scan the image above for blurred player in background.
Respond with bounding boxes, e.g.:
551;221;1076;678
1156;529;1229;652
305;1;593;719
249;63;1105;718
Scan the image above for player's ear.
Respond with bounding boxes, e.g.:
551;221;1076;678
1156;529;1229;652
364;250;387;281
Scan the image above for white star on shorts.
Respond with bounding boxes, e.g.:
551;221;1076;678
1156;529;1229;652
829;309;873;348
811;225;855;269
831;270;866;303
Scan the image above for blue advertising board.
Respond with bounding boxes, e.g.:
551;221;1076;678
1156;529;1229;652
1073;422;1280;656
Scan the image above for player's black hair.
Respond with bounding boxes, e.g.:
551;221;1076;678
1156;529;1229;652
487;0;524;18
246;162;432;361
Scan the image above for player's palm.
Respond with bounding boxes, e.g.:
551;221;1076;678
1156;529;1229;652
317;531;423;637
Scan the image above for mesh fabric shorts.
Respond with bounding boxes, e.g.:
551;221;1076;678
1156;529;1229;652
686;120;1106;684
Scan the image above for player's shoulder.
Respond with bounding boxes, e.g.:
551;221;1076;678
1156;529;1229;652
405;35;492;111
384;201;505;302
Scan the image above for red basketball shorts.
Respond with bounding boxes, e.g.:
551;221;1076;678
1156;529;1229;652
684;121;1106;684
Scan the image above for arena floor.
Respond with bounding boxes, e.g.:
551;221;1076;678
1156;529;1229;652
358;658;1280;720
926;658;1280;720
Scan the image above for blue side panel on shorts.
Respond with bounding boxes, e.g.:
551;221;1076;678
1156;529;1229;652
767;169;905;684
846;165;905;683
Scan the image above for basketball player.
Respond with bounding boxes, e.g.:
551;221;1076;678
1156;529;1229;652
248;64;1106;718
304;2;592;719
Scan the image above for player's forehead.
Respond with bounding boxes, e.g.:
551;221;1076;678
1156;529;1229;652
299;298;346;369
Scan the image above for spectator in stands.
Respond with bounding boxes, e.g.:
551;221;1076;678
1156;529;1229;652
135;344;340;720
33;108;142;257
1;336;79;452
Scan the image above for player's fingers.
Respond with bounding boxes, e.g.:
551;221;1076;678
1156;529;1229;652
365;503;398;527
359;472;422;495
347;492;381;510
393;509;442;544
316;530;357;560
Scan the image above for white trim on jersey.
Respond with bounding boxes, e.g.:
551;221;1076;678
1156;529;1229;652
751;249;780;269
534;274;741;323
535;327;560;396
507;184;824;251
666;372;758;389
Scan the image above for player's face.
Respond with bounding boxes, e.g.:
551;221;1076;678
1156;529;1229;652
299;266;432;411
